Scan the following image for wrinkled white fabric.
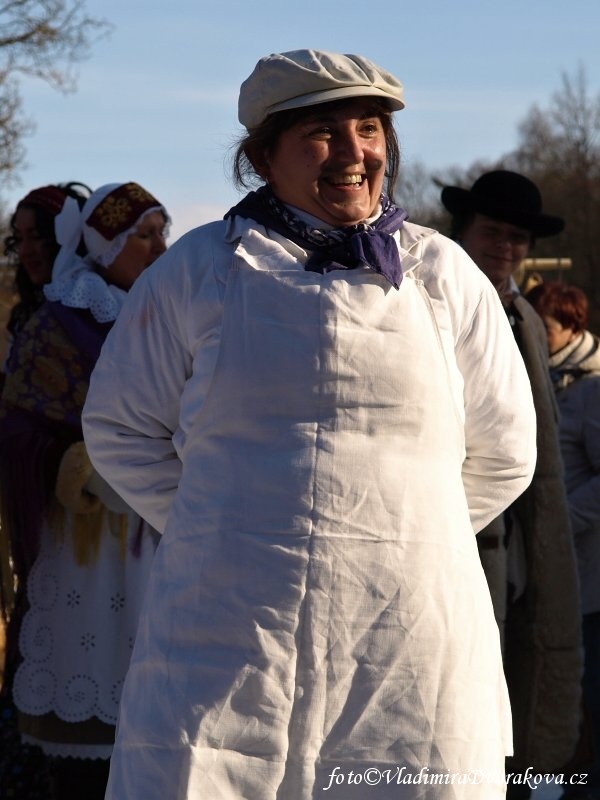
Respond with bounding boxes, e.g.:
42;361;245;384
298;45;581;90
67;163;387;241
83;219;536;799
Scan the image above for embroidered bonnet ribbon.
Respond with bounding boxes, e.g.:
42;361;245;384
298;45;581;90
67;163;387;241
225;186;408;289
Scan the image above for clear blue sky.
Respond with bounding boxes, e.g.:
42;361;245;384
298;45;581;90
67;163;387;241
5;0;600;241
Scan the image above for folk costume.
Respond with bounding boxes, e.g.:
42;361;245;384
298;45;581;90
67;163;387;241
0;183;166;763
0;182;90;800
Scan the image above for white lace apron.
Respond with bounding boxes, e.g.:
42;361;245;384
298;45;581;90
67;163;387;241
13;513;157;758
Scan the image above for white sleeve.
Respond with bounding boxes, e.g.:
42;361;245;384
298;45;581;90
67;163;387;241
411;229;536;532
455;278;537;533
82;230;222;533
82;279;188;532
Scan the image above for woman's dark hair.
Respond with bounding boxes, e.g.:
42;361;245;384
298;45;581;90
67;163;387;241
4;182;92;337
231;98;400;201
526;281;589;333
4;182;91;260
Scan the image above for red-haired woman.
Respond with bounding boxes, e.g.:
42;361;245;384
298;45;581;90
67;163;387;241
528;280;600;798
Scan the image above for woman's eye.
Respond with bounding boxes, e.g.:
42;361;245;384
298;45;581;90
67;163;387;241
135;228;166;241
360;122;379;135
309;126;332;138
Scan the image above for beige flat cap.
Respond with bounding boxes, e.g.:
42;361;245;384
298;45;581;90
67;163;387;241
238;49;405;129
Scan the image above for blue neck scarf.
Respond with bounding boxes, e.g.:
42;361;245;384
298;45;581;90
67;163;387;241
225;186;408;290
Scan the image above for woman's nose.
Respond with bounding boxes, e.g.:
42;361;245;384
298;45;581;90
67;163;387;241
336;131;364;163
17;237;34;258
152;233;167;256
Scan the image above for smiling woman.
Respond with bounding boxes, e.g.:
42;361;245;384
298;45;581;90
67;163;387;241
83;49;537;800
252;100;388;226
2;184;91;346
234;95;400;224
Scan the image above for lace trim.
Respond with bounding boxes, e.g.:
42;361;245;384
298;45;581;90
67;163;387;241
44;267;126;323
21;735;112;760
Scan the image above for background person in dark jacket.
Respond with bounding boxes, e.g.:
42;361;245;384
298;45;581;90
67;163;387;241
529;280;600;800
442;171;583;798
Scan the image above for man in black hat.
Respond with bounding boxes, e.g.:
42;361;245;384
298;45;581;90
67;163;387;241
442;170;582;798
442;169;564;297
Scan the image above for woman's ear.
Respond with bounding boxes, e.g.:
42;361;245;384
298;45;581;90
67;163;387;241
255;164;271;182
246;145;271;183
253;158;271;183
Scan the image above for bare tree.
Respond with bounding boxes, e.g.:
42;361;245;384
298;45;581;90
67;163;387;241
395;159;437;220
506;66;600;328
401;67;600;326
0;0;112;182
395;157;506;235
0;77;31;181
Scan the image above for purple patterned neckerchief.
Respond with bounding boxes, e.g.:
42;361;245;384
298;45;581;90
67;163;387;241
225;186;408;289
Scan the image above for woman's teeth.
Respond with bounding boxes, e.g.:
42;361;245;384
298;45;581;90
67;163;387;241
330;174;363;185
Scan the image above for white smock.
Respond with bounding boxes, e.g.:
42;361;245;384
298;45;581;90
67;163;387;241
83;218;536;799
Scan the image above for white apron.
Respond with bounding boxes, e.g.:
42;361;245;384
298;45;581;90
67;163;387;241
107;259;511;799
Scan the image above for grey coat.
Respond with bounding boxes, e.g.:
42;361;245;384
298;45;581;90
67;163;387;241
479;294;583;773
550;328;600;614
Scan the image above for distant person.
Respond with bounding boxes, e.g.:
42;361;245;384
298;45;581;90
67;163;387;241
1;181;91;799
84;50;535;799
0;182;169;800
442;170;582;795
3;183;91;344
528;280;600;800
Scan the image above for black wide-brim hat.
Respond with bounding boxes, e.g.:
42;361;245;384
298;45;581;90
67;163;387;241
441;170;565;237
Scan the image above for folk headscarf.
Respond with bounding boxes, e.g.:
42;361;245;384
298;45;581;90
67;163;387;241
17;185;70;217
45;182;169;322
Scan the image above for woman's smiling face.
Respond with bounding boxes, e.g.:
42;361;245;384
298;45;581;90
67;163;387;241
12;206;56;286
263;99;388;226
